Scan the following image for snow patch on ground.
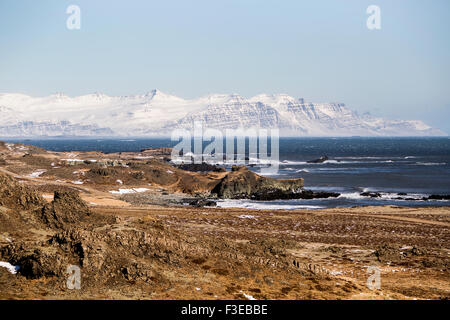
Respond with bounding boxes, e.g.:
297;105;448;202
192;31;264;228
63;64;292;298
238;215;256;219
0;261;20;274
109;188;150;194
240;291;256;300
29;169;46;177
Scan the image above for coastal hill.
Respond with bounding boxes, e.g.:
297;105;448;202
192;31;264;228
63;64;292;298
0;90;446;137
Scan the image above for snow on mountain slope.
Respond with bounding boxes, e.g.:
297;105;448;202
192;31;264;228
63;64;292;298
0;90;446;137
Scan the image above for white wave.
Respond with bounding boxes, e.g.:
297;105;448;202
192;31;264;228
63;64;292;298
216;200;324;210
339;191;429;201
414;162;446;166
338;192;365;200
335;156;395;160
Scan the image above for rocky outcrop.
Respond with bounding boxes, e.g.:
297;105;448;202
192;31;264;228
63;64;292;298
176;163;226;173
40;191;90;228
0;173;45;210
211;166;304;199
250;189;340;201
183;198;217;207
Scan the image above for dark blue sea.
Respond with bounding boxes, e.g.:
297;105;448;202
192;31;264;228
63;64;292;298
5;137;450;209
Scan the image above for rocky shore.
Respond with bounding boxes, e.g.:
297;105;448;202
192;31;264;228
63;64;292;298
0;141;449;300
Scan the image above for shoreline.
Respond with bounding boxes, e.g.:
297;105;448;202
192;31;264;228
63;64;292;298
0;140;449;300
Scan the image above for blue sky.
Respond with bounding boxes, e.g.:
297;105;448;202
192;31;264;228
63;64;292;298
0;0;449;132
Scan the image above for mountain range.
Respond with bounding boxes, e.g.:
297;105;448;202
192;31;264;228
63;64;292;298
0;90;446;137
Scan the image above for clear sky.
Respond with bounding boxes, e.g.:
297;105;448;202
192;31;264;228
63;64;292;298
1;0;449;132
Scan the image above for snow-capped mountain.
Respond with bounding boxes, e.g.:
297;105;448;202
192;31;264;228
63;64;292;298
0;90;446;137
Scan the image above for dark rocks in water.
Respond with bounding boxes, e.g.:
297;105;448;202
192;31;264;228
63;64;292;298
183;198;217;207
177;163;226;173
427;194;450;200
360;192;382;198
307;156;329;164
397;192;408;196
393;197;416;201
250;189;340;201
392;194;450;201
41;191;91;228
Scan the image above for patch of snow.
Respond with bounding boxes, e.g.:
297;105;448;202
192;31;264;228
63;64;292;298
116;179;123;184
71;180;84;185
166;170;174;174
0;91;445;137
240;291;256;300
109;188;150;194
238;215;256;219
0;261;20;274
29;169;46;177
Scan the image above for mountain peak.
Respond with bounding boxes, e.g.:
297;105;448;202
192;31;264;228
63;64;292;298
0;91;445;137
249;93;303;107
143;89;186;103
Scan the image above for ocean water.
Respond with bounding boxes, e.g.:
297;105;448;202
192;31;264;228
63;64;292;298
6;137;450;209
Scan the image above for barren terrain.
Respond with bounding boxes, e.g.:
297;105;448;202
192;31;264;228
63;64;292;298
0;141;448;300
